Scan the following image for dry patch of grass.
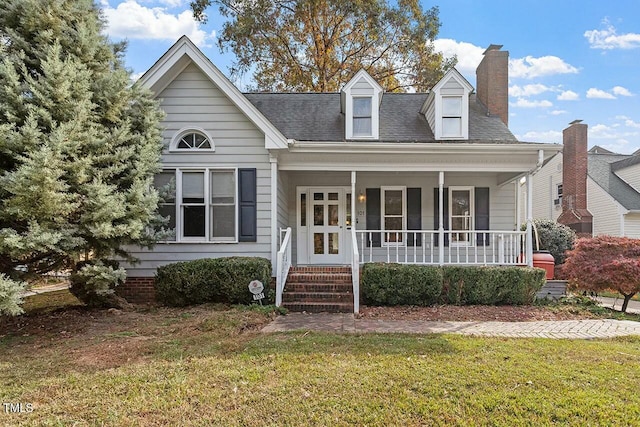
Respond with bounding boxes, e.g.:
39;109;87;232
1;301;640;426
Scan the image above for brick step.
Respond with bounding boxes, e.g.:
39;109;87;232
288;266;351;274
287;272;352;283
283;291;353;304
285;282;353;293
282;301;354;313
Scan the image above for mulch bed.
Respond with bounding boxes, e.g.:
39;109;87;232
359;305;597;322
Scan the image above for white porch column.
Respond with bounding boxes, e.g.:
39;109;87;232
438;171;445;265
526;173;534;267
270;156;278;275
351;171;356;230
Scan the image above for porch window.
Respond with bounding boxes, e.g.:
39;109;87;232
382;186;406;245
353;97;372;137
449;187;474;245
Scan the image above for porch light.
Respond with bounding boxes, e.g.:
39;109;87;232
358;191;366;203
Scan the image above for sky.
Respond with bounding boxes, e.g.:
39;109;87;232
100;0;640;153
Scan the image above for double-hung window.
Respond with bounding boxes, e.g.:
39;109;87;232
381;186;406;245
352;97;373;137
449;186;474;245
155;168;238;242
441;96;463;138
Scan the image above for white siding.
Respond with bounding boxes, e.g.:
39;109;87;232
623;213;640;238
126;63;272;277
615;163;640;193
277;170;289;230
587;177;622;236
530;153;562;221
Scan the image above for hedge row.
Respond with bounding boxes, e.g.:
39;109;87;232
362;263;545;306
154;257;272;306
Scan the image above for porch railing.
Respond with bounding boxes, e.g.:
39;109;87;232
275;227;292;307
351;228;360;314
355;230;527;266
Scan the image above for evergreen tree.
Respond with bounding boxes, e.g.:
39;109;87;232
0;0;164;284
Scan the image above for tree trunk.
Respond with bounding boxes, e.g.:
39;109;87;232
621;293;634;313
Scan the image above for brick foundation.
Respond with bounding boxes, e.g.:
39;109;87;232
117;277;156;303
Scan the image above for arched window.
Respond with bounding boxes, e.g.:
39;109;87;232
170;128;215;152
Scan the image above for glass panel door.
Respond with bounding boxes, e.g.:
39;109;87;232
309;188;344;264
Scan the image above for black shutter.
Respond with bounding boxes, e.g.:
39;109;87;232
433;188;449;246
407;188;422;246
238;168;257;242
366;188;381;247
475;187;490;246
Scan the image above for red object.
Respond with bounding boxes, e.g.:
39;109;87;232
533;251;555;279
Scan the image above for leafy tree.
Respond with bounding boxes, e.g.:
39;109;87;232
522;219;576;265
191;0;454;92
0;0;164;307
563;236;640;313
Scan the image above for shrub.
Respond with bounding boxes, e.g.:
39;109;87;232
154;257;272;307
361;263;443;306
442;266;545;305
522;219;576;264
563;236;640;313
361;263;545;306
0;273;26;316
69;260;127;308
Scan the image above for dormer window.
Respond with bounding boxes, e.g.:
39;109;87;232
353;97;373;137
170;128;215;152
442;96;463;137
421;68;473;140
341;69;383;140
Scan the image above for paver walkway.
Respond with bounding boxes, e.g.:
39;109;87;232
262;313;640;339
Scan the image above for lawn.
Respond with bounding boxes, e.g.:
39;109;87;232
1;295;639;426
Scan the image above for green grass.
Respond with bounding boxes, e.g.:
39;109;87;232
20;289;84;313
598;290;640;302
1;304;640;426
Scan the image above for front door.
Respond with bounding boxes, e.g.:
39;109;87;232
309;188;345;264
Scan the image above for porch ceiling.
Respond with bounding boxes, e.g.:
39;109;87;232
277;142;561;173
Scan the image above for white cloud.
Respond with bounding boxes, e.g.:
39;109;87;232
518;130;563;143
103;0;215;47
557;90;579;101
511;98;553;108
432;39;484;76
550;110;567;116
509;84;552;97
586;88;616;99
612;86;633;96
584;21;640;50
623;118;640;129
509;56;578;79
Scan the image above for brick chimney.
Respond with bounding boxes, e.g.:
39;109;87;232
476;44;509;126
557;120;593;234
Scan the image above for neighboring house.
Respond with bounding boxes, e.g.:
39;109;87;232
528;120;640;237
120;37;561;311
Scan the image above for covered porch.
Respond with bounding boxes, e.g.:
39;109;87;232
270;142;559;312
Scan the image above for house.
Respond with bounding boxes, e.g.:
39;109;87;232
527;120;640;237
119;37;562;312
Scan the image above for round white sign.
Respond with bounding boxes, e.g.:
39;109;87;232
248;280;264;295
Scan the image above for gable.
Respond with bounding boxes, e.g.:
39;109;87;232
158;63;265;151
139;36;287;150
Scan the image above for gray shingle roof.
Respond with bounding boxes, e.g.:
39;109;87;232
588;153;640;210
244;92;517;143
